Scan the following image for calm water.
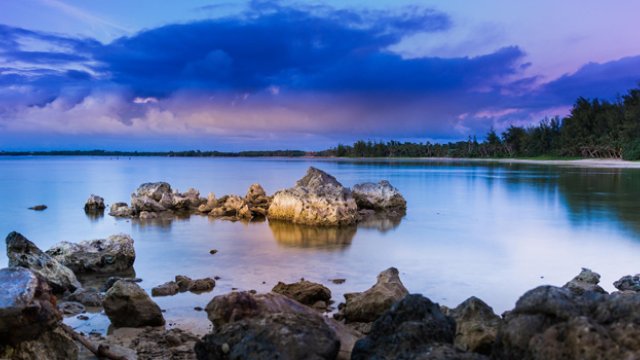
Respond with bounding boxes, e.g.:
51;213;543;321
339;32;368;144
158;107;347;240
2;156;640;333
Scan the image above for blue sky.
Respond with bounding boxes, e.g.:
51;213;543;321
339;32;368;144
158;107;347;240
1;0;640;150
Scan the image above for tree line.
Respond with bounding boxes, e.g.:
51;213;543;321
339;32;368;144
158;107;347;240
321;86;640;160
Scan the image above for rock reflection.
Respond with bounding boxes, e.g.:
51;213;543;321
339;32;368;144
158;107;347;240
268;220;357;250
357;209;405;233
84;210;104;222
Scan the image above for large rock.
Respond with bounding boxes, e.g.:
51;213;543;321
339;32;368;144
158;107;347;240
614;274;640;292
135;182;173;201
268;167;358;226
6;232;81;293
109;202;132;217
272;280;331;306
209;195;252;221
4;328;78;360
351;180;407;210
351;294;484;360
103;280;165;328
562;268;606;295
46;234;135;274
339;267;409;323
84;194;105;213
448;296;501;354
245;183;271;217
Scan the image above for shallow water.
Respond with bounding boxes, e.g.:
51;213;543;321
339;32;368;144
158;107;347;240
1;156;640;333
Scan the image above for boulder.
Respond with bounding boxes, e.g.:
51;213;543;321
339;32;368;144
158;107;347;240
197;193;217;213
109;202;132;217
6;232;81;293
209;195;252;221
65;288;104;307
614;274;640;292
245;183;271;217
151;281;179;297
352;180;407;210
103;280;165;328
46;234;135;274
351;294;481;360
172;188;203;210
189;277;215;293
4;328;78;360
272;280;331;306
175;275;193;292
268;167;358;226
339;267;409;323
134;182;173;202
563;267;607;295
84;194;105;213
449;296;501;354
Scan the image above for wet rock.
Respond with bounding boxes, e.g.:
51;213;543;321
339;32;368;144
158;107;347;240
272;280;332;306
151;281;179;297
330;278;346;284
196;311;340;360
101;276;142;292
109;202;133;217
6;231;81;293
103;280;165;327
190;277;215;293
268;167;358;226
175;275;193;292
352;180;407;210
244;183;271;217
449;296;501;354
5;328;78;360
339;267;409;323
28;205;47;211
46;233;136;274
57;301;85;316
352;294;468;360
84;194;105;213
209;195;252;221
134;182;173;202
614;274;640;292
0;267;60;343
563;267;607;295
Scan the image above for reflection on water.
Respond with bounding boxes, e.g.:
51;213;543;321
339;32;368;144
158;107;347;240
357;210;405;232
85;210;104;222
268;220;357;250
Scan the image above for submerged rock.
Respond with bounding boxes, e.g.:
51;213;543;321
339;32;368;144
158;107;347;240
27;205;47;211
352;180;407;210
449;296;501;354
6;232;81;293
563;267;607;295
272;280;332;306
614;274;640;292
268;167;358;226
84;194;105;213
46;233;135;274
151;281;180;297
103;280;165;328
339;267;409;323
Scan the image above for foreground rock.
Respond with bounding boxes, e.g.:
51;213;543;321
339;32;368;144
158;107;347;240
562;267;607;295
352;180;407;211
448;296;501;354
46;234;135;274
202;291;359;359
6;232;81;293
244;183;271;217
272;280;332;307
103;280;165;327
84;194;105;213
268;167;358;226
352;294;484;360
338;267;409;323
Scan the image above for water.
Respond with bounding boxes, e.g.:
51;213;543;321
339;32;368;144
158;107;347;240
2;156;640;333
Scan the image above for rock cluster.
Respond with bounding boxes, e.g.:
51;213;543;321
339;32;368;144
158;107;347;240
151;275;215;297
109;182;206;219
45;234;135;274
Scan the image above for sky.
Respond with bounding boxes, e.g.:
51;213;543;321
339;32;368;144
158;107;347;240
1;0;639;151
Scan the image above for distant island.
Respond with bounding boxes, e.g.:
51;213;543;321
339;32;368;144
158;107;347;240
3;86;640;160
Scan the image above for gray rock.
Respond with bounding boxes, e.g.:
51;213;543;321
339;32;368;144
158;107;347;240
352;180;407;210
103;280;165;328
614;274;640;292
272;280;332;306
4;328;78;360
134;182;173;202
339;267;409;323
84;194;105;212
562;267;607;295
46;233;135;274
449;296;501;354
57;301;85;315
101;276;142;292
28;205;47;211
6;232;81;293
268;167;358;226
151;281;179;297
109;202;132;217
65;287;104;307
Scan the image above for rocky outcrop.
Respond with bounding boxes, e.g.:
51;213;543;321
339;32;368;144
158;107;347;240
448;296;501;354
352;180;406;210
6;232;81;293
614;274;640;292
111;182;207;219
197;192;217;213
245;183;271;217
268;167;358;226
337;267;409;323
272;280;331;307
352;294;484;360
103;280;165;328
208;195;252;221
45;234;135;274
109;202;132;217
562;267;607;295
84;194;105;213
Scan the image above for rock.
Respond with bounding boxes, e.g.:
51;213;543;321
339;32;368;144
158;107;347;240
352;180;407;210
330;278;346;284
190;277;215;293
84;194;105;212
352;294;470;360
449;296;501;354
107;327;199;360
101;276;142;292
6;231;81;293
28;205;47;211
245;183;271;217
151;281;180;297
198;192;217;213
57;301;85;316
272;280;332;306
268;167;358;226
5;328;78;360
109;202;132;217
209;195;252;221
175;275;193;292
103;280;165;327
195;311;341;360
65;287;104;307
339;267;409;323
134;182;173;202
614;274;640;292
563;267;607;295
131;195;166;213
46;233;136;274
0;267;60;343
